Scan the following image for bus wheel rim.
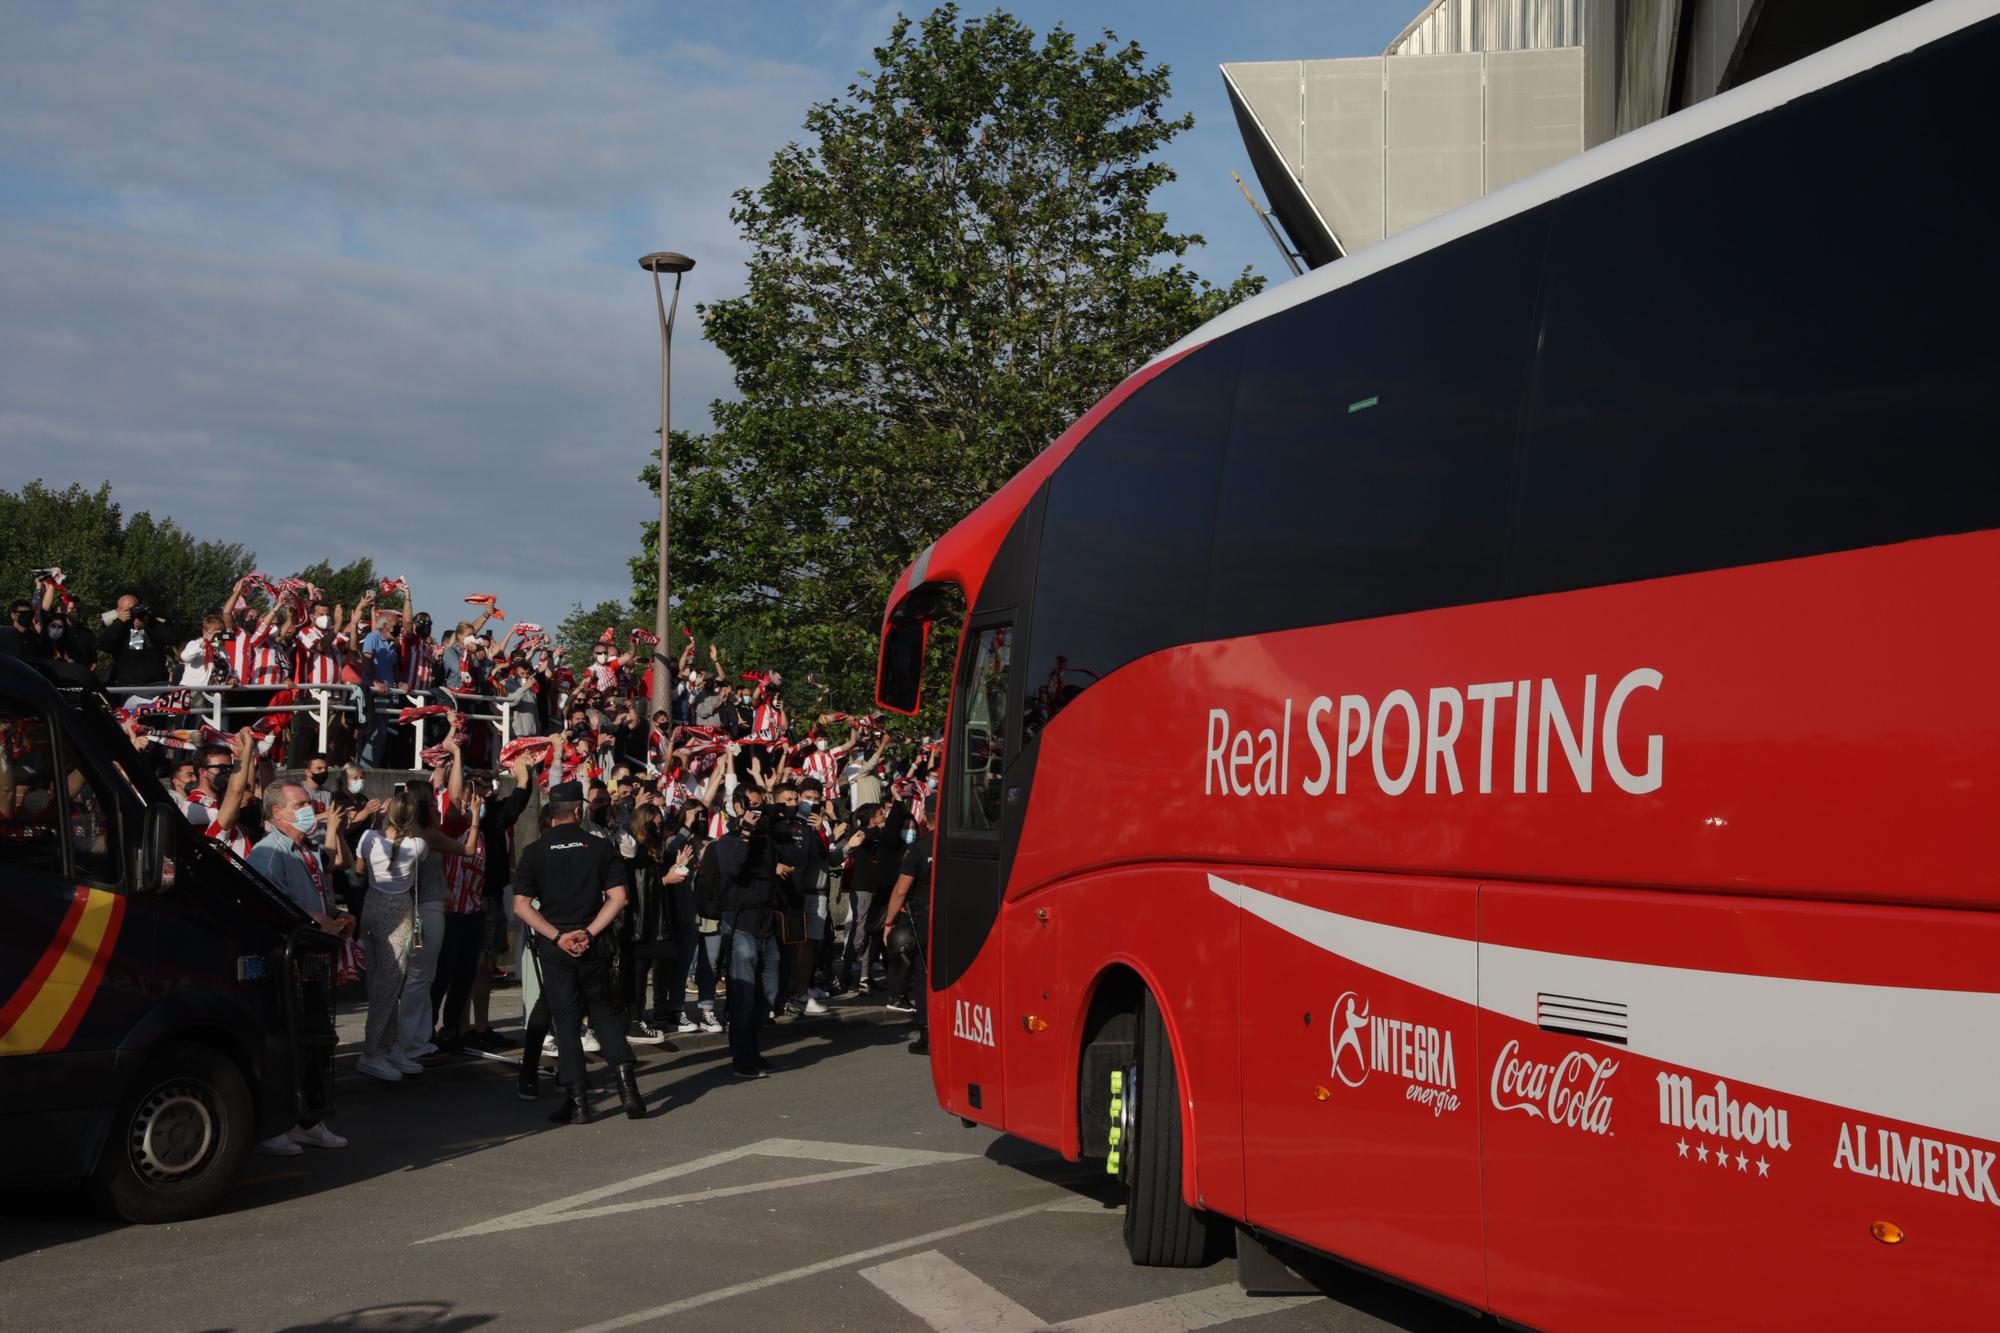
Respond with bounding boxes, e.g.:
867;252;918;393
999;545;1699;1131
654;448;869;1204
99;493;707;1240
131;1081;220;1182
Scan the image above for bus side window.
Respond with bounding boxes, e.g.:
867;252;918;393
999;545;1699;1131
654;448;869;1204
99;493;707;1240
0;702;62;877
955;624;1012;833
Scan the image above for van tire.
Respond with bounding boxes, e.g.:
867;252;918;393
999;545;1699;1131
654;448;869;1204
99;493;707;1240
93;1042;254;1224
1122;991;1226;1267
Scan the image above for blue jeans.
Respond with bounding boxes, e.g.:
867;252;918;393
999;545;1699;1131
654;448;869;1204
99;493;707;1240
677;923;717;1017
725;925;780;1071
359;690;391;768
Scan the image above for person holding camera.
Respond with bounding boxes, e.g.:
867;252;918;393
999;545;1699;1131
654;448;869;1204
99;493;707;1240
102;593;172;687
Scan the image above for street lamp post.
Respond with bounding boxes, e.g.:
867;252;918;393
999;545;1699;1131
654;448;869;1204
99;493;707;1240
639;250;694;716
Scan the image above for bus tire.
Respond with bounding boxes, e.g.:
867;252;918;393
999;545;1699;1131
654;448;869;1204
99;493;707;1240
1122;991;1225;1267
92;1041;254;1224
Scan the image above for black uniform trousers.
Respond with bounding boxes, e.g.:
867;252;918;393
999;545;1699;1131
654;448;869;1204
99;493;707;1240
534;933;635;1086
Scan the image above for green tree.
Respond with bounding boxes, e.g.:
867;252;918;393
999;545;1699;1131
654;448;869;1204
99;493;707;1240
635;4;1261;715
0;479;253;632
556;599;640;677
291;557;379;617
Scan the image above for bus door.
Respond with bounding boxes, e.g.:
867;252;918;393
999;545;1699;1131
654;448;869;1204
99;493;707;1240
0;692;145;1180
1235;868;1485;1306
933;614;1017;1127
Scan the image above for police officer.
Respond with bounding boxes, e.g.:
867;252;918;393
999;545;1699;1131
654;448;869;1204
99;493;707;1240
513;780;647;1123
879;795;935;1055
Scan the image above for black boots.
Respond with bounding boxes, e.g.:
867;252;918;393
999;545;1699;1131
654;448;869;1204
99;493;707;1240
548;1082;592;1124
614;1063;646;1120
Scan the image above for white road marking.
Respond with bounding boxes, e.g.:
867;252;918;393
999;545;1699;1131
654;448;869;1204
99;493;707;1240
860;1250;1044;1331
561;1198;1063;1333
1062;1283;1320;1331
422;1138;974;1243
863;1250;1320;1332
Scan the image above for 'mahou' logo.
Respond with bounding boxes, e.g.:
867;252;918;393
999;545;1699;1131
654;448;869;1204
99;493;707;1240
1657;1075;1791;1150
952;1000;995;1048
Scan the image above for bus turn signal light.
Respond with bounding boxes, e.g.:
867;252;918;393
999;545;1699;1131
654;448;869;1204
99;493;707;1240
1313;1086;1331;1102
1871;1220;1905;1245
1022;1015;1047;1032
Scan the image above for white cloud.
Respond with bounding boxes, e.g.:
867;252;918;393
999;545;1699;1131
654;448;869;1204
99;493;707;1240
0;0;831;630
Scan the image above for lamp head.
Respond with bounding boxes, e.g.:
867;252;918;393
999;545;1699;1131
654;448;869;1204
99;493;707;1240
639;252;695;275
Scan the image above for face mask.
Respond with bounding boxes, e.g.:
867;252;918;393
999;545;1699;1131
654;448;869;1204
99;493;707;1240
313;615;330;630
594;654;608;664
347;778;365;795
291;804;319;835
307;771;326;786
799;798;816;814
48;625;64;641
902;826;917;845
814;740;827;751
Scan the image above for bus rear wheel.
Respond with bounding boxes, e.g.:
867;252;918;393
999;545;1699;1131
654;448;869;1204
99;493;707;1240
93;1042;254;1224
1116;991;1226;1267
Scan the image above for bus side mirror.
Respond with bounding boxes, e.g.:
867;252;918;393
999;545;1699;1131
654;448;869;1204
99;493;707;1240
141;803;183;893
877;618;929;716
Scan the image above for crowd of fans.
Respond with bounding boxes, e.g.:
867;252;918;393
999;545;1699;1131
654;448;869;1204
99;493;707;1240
3;566;944;1152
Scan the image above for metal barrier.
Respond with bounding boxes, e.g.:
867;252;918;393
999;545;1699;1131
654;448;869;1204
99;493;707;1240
106;679;535;760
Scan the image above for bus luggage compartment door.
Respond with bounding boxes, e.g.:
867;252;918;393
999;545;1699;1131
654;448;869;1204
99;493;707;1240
1233;868;1483;1306
1477;883;2000;1333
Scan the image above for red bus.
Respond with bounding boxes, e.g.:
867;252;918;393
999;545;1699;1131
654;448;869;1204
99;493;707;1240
873;5;2000;1329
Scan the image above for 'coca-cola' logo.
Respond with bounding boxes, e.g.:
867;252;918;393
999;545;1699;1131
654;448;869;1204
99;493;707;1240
1489;1038;1618;1136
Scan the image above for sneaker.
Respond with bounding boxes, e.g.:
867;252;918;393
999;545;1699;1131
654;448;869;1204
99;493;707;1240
699;1012;723;1034
731;1066;769;1080
801;997;829;1016
628;1020;667;1045
257;1133;305;1157
406;1040;439;1059
885;999;917;1014
356;1055;403;1083
288;1122;348;1149
389;1053;426;1075
581;1029;602;1054
807;985;829;1001
542;1035;559;1058
675;1015;698;1034
856;978;872;994
909;1036;930;1055
684;980;700;996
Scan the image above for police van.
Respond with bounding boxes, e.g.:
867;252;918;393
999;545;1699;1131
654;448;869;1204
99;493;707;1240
0;655;337;1222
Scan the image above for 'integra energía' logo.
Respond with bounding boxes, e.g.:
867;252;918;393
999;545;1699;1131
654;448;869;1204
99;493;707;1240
1330;991;1460;1116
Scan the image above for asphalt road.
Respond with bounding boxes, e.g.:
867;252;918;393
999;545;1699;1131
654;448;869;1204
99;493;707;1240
0;995;1484;1333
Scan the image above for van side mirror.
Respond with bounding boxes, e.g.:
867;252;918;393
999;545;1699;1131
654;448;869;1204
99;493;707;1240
141;803;183;893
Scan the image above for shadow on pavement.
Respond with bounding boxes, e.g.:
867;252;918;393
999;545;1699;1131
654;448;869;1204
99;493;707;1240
977;1139;1490;1333
0;1005;923;1264
199;1300;496;1332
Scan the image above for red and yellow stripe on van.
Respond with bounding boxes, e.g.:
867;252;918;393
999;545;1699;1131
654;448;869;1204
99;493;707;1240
0;886;126;1056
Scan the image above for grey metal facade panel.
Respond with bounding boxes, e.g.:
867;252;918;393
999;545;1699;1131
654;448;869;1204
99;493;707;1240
1386;0;1588;55
1385;53;1486;236
1681;0;1756;104
1226;60;1306;176
1485;48;1587;189
1222;66;1343;269
1303;59;1389;250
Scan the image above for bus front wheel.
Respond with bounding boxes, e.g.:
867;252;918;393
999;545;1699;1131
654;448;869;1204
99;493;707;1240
93;1041;254;1224
1117;991;1226;1267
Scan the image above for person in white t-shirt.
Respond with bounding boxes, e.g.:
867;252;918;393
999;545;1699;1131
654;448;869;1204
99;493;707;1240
352;792;474;1082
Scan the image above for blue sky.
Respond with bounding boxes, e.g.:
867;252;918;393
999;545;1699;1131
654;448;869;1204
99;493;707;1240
0;0;1415;632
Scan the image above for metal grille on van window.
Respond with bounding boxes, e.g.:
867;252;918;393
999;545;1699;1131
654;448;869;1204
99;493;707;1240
1536;993;1628;1045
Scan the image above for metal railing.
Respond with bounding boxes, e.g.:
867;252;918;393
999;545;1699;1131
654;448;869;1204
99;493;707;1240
105;679;536;758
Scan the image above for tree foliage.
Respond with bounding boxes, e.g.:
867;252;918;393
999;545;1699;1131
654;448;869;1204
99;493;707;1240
290;557;379;616
637;5;1261;715
556;599;640;677
0;479;254;631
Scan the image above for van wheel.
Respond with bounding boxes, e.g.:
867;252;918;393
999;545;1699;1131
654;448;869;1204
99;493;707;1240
1119;991;1226;1266
93;1042;254;1224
